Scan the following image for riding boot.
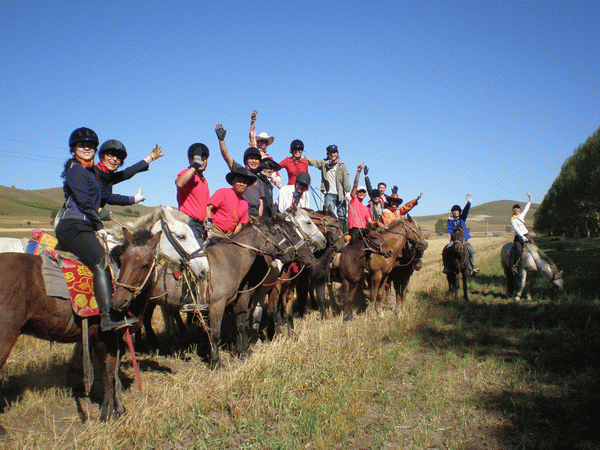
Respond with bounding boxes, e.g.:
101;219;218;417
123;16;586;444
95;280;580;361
92;264;138;332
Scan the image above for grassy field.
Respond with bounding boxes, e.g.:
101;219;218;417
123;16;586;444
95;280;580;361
0;236;598;449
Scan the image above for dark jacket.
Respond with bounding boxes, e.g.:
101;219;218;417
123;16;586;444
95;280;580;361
447;201;472;240
94;160;149;207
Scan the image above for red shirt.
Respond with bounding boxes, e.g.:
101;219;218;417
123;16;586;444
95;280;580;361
176;169;210;221
348;196;372;230
279;157;309;185
209;188;249;233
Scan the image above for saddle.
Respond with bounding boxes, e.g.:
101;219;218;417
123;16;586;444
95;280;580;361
26;230;100;318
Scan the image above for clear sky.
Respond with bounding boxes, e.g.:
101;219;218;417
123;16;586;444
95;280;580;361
1;0;599;216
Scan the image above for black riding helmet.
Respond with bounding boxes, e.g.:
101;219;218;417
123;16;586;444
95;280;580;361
99;139;128;164
244;147;262;164
69;127;99;150
451;205;462;213
188;143;210;159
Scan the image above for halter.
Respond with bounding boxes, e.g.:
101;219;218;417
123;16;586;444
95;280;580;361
113;250;158;299
285;209;324;251
161;218;207;263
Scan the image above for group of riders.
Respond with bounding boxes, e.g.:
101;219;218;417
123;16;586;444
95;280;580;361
53;110;533;332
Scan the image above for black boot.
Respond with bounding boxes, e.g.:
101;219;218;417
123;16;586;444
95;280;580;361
92;264;138;332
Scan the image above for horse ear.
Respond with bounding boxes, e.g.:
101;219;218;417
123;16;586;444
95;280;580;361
149;230;162;249
161;205;175;223
123;227;134;244
424;234;431;240
557;270;563;278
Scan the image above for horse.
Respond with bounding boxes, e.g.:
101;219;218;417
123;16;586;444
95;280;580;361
500;240;564;301
443;226;470;300
107;206;210;351
0;238;25;253
369;215;429;310
338;224;394;321
266;208;346;336
202;214;317;367
0;227;161;437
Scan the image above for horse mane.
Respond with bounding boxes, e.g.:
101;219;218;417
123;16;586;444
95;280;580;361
107;207;191;241
110;229;155;266
386;216;408;229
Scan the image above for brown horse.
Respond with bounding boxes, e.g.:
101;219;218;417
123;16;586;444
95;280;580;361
0;228;161;437
382;216;429;306
202;214;316;367
338;224;394;321
266;208;346;336
368;215;429;311
443;226;470;300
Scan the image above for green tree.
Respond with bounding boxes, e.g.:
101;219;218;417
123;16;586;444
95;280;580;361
435;218;446;235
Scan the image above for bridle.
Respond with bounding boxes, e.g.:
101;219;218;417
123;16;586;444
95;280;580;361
113;250;158;299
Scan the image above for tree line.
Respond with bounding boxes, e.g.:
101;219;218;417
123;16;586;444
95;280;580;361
534;126;600;237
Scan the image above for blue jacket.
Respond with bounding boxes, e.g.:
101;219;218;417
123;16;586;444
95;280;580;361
60;161;103;231
447;201;471;240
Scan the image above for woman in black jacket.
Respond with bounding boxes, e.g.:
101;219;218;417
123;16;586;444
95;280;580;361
54;127;137;331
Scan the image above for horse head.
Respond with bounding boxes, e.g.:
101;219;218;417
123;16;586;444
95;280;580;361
364;224;394;258
151;206;209;281
112;227;162;311
254;215;317;267
308;209;346;253
285;205;327;252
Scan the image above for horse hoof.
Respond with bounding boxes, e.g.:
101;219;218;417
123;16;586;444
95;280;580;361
513;296;520;302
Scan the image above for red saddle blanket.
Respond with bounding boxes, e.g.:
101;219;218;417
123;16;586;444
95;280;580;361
44;249;100;318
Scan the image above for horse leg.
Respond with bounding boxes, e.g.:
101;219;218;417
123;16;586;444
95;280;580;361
140;302;158;352
234;292;251;358
208;300;226;368
295;279;309;318
0;324;22;437
514;270;526;301
462;269;469;301
503;264;514;299
341;278;353;321
314;281;327;319
283;287;296;336
369;271;383;315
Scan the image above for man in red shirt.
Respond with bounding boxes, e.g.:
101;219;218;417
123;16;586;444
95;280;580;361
348;162;377;243
176;143;210;242
207;167;256;241
279;139;309;185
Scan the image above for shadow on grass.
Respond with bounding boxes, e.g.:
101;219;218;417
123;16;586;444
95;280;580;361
414;289;600;448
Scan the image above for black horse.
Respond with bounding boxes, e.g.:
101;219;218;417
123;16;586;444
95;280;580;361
442;226;470;300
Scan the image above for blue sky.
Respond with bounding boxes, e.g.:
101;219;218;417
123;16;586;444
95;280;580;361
1;0;599;216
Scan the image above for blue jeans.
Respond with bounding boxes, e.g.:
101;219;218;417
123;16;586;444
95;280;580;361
323;193;346;220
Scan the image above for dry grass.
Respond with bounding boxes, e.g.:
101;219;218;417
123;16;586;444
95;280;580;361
2;235;597;449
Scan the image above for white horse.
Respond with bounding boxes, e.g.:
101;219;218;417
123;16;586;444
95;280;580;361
500;240;564;301
0;238;26;253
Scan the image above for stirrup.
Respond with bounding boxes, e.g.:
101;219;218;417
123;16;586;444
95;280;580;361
101;314;138;332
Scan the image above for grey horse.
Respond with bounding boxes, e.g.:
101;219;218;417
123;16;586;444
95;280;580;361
500;240;564;301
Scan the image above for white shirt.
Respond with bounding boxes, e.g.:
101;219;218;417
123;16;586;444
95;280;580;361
511;200;531;238
277;185;309;212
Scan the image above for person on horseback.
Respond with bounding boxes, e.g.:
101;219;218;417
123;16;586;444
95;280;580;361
363;165;386;222
249;109;282;188
510;193;533;273
176;143;211;242
55;127;137;331
443;194;479;275
303;144;351;232
381;187;423;226
94;139;163;219
348;163;377;243
216;123;266;217
257;158;282;217
279;139;310;186
206;167;255;243
278;172;311;212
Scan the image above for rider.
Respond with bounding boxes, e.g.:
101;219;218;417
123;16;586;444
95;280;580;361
206;167;256;243
443;194;479;275
510;193;533;273
348;163;375;243
55;127;137;332
94;139;162;219
257;158;282;217
381;188;423;226
249;109;281;188
216;123;265;217
303;144;351;232
278;172;311;212
363;165;387;222
279;139;309;186
176;143;211;242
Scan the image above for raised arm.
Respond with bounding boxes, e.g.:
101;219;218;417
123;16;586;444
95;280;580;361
215;123;234;170
350;162;364;198
249;110;257;147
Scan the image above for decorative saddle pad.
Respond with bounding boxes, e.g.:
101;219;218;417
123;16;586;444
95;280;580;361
42;249;100;318
26;229;58;255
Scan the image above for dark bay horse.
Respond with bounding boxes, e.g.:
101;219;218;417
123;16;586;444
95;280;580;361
202;214;316;367
371;215;429;309
266;208;346;336
0;228;161;437
500;240;564;301
338;224;394;321
443;226;470;300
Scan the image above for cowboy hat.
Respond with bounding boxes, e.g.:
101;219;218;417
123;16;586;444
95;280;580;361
226;167;257;186
259;158;282;171
385;193;403;206
255;132;274;146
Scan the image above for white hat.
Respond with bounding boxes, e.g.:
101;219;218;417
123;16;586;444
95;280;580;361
357;185;367;192
255;132;274;146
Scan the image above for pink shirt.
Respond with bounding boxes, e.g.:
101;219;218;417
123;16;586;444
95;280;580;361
209;188;249;233
348;197;372;230
176;169;210;221
279;157;309;185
